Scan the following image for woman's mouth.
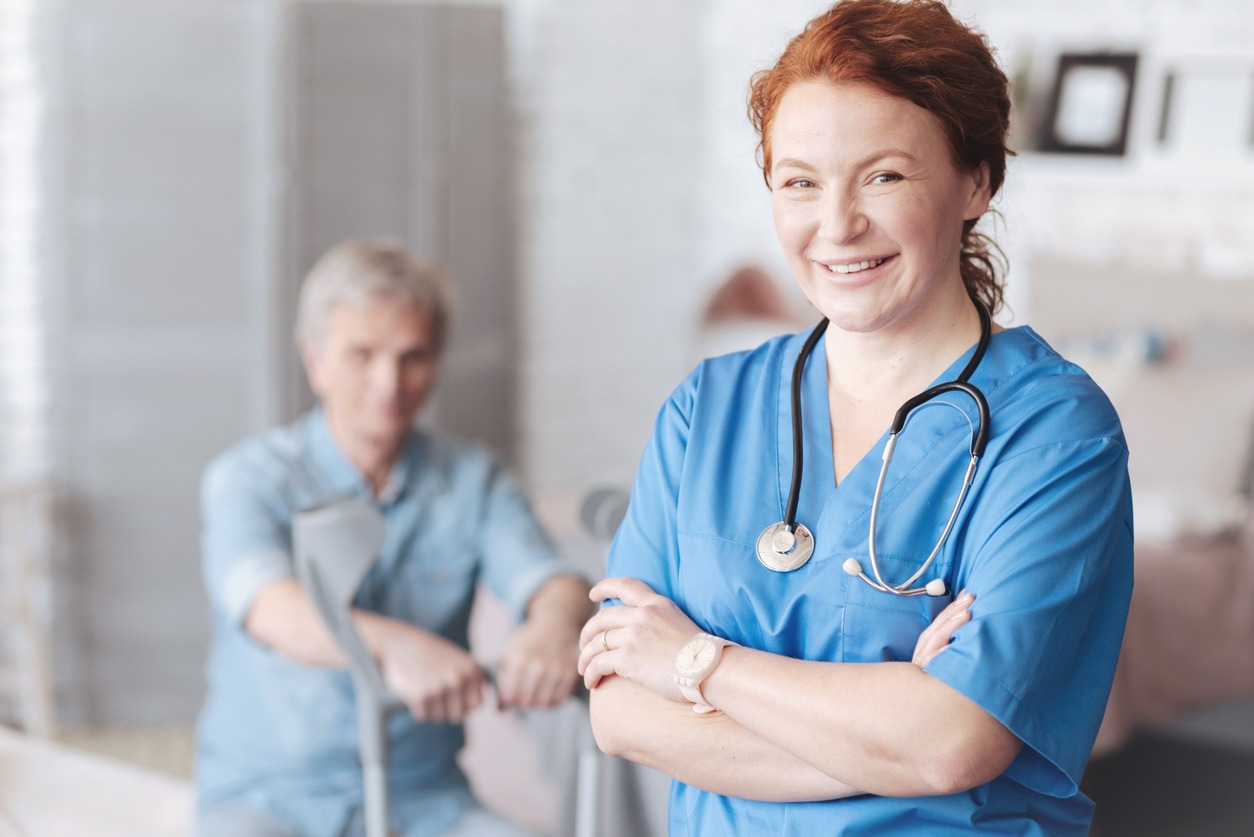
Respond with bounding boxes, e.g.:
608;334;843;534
825;257;886;275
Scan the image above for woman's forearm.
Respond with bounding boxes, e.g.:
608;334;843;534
590;675;864;803
579;580;1001;798
700;647;1021;797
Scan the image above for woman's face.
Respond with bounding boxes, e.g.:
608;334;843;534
769;80;990;337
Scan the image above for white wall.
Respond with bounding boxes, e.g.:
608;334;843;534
49;0;286;725
508;0;1254;499
510;0;710;497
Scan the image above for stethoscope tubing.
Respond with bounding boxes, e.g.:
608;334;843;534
783;318;830;533
763;296;992;595
865;439;979;595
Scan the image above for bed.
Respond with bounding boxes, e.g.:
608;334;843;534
1079;333;1254;756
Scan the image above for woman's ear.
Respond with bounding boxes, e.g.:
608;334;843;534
963;162;992;221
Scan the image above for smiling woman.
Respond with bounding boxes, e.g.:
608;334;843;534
747;0;1010;321
575;2;1133;835
766;81;991;361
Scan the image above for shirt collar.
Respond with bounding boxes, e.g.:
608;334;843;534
301;407;421;506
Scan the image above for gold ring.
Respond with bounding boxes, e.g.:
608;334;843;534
601;631;610;652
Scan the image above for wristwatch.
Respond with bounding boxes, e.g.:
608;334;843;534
672;632;737;714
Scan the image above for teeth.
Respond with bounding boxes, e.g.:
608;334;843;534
828;258;884;275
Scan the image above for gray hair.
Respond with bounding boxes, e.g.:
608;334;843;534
295;238;453;350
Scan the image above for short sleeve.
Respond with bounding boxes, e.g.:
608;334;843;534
605;370;698;600
200;451;296;626
925;433;1134;797
476;461;579;620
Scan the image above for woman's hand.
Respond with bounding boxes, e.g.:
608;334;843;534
912;590;974;668
577;577;701;700
578;581;972;702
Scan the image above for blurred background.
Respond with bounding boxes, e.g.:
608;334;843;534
3;0;1254;834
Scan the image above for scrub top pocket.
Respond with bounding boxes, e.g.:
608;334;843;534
838;568;954;663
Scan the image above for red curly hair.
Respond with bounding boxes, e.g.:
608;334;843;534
748;0;1012;313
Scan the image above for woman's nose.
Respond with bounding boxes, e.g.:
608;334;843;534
819;193;868;243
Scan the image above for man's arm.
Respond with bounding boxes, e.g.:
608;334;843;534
245;576;486;723
244;576;348;666
495;573;594;709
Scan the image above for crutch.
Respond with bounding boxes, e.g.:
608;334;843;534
293;498;399;837
572;686;600;837
573;487;632;837
295;495;611;837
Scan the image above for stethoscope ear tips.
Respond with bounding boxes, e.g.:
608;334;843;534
843;556;947;597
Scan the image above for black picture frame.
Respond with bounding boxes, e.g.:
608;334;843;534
1038;52;1139;156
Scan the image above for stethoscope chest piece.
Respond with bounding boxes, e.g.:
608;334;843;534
756;522;814;572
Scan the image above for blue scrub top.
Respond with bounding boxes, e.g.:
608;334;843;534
607;326;1134;836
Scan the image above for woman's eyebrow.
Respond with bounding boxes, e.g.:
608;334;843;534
771;148;921;175
770;157;816;173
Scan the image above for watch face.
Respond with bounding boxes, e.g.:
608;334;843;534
676;637;717;676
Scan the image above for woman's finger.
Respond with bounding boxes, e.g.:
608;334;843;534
913;609;969;667
578;603;637;649
913;591;973;668
577;628;614;676
590;576;658;606
582;647;618;690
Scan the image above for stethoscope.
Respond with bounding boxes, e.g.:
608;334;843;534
755;299;991;597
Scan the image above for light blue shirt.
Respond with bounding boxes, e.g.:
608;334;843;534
608;326;1134;836
195;409;571;835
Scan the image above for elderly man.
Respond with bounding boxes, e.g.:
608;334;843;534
195;239;592;837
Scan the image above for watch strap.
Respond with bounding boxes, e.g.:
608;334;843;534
673;633;737;713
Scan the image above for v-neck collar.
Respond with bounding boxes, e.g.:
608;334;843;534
774;328;989;561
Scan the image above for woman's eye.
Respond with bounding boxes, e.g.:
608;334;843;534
785;178;815;189
871;172;903;185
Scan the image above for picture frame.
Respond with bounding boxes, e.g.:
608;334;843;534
1037;52;1140;156
1154;56;1254;158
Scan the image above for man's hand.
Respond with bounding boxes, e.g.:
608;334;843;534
495;614;582;709
374;623;486;724
495;574;592;710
